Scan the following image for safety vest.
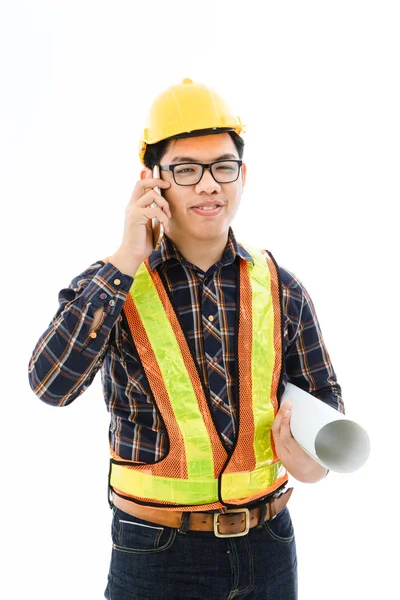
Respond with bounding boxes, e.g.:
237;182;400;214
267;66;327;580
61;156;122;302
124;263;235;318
104;246;288;511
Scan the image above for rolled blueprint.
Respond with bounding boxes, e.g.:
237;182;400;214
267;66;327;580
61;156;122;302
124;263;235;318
282;382;370;473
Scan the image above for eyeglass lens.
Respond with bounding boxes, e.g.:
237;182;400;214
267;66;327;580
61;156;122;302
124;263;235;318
174;161;239;185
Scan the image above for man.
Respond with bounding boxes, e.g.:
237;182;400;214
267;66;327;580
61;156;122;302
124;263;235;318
28;78;344;599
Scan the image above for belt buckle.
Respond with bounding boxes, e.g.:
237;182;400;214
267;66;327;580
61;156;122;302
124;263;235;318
213;508;250;538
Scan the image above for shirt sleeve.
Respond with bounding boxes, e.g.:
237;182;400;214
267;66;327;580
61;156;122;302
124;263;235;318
27;260;134;407
279;266;345;414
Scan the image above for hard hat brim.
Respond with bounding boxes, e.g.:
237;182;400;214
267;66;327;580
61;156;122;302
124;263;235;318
139;127;244;165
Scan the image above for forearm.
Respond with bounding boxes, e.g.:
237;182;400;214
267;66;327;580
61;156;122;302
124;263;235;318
88;249;143;332
284;455;328;483
89;251;142;332
272;391;329;484
28;260;133;405
276;268;342;480
281;267;345;415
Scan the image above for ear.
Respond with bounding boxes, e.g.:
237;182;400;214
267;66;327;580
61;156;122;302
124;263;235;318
241;162;247;188
140;167;152;180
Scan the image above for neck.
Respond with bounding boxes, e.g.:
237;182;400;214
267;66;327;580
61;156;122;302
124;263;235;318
167;230;229;273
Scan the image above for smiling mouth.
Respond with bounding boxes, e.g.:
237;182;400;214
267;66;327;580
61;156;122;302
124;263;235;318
191;205;224;216
194;205;220;211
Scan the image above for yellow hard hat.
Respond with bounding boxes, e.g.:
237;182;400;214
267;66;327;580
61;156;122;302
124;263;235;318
139;78;245;164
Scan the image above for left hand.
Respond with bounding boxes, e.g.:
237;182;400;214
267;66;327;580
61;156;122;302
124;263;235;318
272;401;328;483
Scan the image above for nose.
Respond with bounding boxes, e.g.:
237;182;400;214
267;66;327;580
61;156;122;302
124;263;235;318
195;167;221;194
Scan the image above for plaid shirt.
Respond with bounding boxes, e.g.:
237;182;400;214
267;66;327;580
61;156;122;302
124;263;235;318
28;228;344;463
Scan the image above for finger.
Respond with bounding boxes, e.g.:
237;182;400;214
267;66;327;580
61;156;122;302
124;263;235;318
272;403;292;442
142;206;170;231
279;408;294;444
130;179;171;206
274;401;292;430
136;190;172;217
272;410;283;438
140;178;171;194
272;401;288;430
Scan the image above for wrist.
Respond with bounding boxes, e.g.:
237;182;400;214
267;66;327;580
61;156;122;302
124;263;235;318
109;250;142;278
285;455;328;483
297;461;328;483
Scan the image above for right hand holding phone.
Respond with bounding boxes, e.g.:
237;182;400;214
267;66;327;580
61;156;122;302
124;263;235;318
110;175;171;277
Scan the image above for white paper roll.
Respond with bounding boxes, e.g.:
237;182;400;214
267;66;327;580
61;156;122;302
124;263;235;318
282;382;370;473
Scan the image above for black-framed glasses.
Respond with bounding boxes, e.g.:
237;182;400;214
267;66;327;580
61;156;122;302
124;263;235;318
159;160;242;186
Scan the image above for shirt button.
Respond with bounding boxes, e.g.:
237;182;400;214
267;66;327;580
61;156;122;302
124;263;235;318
100;293;107;300
114;279;121;285
109;299;115;306
89;332;97;338
208;315;214;322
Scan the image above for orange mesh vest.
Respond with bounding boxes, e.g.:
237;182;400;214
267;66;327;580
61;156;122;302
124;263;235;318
105;246;288;511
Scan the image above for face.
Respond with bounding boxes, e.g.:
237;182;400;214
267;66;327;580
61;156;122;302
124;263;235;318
143;133;246;245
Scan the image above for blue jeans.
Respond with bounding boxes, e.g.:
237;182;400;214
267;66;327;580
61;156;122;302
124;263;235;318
104;504;298;599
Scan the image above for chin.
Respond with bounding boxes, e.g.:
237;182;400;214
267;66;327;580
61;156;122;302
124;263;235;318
192;225;227;241
171;218;230;242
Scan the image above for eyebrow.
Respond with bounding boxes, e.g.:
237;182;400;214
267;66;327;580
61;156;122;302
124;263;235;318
169;153;238;164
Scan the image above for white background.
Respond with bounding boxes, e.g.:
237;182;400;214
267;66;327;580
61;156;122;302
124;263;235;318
1;1;399;598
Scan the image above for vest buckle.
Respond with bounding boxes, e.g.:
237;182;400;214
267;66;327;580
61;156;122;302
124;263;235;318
213;508;250;538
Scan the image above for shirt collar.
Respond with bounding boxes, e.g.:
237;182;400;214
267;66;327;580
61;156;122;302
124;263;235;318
148;227;254;272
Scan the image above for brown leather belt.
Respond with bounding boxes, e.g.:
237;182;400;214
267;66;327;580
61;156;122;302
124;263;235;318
112;488;293;538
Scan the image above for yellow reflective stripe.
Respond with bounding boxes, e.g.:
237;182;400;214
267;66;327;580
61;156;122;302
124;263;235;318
131;263;214;481
250;250;276;466
221;250;279;499
110;463;218;504
222;463;282;500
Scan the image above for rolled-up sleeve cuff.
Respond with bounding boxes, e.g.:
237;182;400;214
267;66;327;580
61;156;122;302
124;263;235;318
80;261;134;310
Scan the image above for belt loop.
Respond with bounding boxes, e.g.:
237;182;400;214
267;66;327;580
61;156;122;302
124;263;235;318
107;460;113;509
269;496;277;520
178;512;191;535
256;503;268;529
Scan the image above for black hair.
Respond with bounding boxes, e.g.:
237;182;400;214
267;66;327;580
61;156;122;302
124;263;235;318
143;130;244;170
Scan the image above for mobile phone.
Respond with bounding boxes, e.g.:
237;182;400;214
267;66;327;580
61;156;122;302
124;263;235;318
151;165;164;251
